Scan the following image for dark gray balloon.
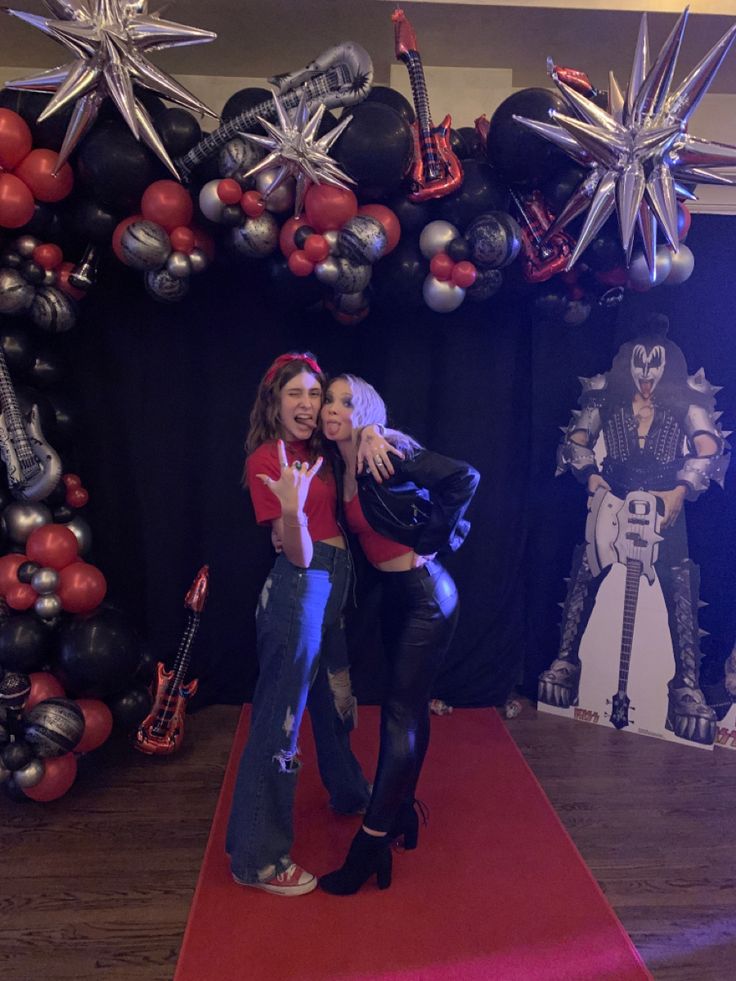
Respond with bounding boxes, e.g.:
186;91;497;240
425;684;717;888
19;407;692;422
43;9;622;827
0;269;35;315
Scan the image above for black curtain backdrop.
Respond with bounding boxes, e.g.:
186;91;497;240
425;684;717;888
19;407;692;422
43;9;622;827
55;213;735;710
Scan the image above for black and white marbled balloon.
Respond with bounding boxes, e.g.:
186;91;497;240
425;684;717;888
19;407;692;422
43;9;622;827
120;220;172;271
333;258;372;294
231;212;279;258
31;287;77;333
145;268;190;303
466;267;503;302
465;212;521;269
337;216;388;265
218;138;263;185
0;269;35;315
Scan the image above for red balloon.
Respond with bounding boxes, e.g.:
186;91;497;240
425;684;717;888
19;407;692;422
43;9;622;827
192;226;215;260
56;262;87;301
0;553;27;595
58;561;107;614
358;204;401;254
6;582;36;610
241;190;265;217
74;698;114;754
288;249;315;277
217;178;242;204
0;109;32;170
303;234;330;263
0;172;35;228
169;226;195;254
678;202;691;242
26;524;79;571
33;243;64;270
15;149;74;202
22;752;77;801
66;486;89;508
279;215;310;257
112;214;144;264
304;184;358;233
141;180;193;232
430;252;455;282
451;260;477;289
27;671;66;710
595;265;628;287
62;473;82;489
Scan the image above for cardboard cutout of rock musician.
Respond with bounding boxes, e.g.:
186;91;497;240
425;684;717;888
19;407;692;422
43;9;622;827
539;315;729;747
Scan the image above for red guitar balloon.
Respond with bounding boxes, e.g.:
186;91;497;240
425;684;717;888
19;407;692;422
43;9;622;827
393;8;463;202
134;566;209;756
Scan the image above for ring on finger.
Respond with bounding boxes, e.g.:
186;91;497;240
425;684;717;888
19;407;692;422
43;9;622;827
294;461;302;470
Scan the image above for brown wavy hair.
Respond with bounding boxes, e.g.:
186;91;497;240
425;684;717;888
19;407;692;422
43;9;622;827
243;353;328;485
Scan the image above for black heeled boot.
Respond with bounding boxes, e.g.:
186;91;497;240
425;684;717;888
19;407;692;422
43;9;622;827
319;829;393;895
390;799;429;851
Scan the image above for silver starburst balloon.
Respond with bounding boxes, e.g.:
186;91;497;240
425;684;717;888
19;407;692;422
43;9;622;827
3;0;217;176
239;89;354;217
514;10;736;279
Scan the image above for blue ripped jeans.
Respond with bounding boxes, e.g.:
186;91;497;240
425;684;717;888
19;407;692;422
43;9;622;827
226;542;370;883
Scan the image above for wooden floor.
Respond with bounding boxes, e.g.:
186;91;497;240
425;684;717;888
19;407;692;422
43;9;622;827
2;701;735;981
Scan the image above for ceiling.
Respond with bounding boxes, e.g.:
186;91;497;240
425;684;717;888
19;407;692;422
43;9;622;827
1;0;736;97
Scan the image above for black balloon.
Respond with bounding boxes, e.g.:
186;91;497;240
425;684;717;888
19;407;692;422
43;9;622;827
17;561;41;584
0;325;34;376
372;237;425;311
533;289;568;321
44;391;77;446
431;160;510;231
583;230;625;272
1;739;34;772
16;386;58;444
294;225;317;249
467;267;504;302
18;202;64;243
221;87;272;129
77;120;165;211
0;615;54;674
386;193;432;234
155;108;202;157
364;85;416;125
58;609;140;697
456;126;484;160
107;684;152;731
65;197;120;246
29;347;66;390
542;164;588;215
267;256;323;310
487;88;570;188
20;260;45;286
446;237;471;262
333;103;413;196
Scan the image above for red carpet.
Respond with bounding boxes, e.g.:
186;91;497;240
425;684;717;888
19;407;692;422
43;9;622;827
175;707;651;981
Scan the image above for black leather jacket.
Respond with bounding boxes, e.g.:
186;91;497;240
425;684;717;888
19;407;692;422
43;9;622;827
337;448;480;556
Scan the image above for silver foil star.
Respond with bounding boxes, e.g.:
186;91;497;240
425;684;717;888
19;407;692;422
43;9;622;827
514;10;736;279
4;0;217;176
240;89;354;216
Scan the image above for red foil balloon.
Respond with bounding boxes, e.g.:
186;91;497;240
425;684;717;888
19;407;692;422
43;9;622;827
57;562;107;614
22;752;77;801
26;524;79;571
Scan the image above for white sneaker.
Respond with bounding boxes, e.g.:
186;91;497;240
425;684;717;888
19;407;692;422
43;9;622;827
234;862;317;896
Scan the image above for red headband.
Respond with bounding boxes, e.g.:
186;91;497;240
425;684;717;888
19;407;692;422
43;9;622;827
263;353;323;387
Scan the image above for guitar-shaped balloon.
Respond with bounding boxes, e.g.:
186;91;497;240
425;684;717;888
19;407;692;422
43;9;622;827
392;8;463;202
174;42;374;184
608;492;662;730
134;566;210;755
510;190;576;283
0;346;61;502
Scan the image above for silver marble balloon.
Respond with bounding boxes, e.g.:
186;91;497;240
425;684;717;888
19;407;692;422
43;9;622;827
665;244;694;285
337;216;388;265
65;516;92;557
333;258;372;294
198;179;227;223
4;502;52;545
423;274;466;313
14;235;39;258
166;251;192;279
256;169;295;214
419;220;460;260
120;220;172;271
145;268;190;303
31;568;59;595
34;593;62;619
314;257;340;286
31;287;77;333
628;246;672;290
188;248;209;275
218;138;263;185
0;269;35;315
13;757;44;788
231;212;279;259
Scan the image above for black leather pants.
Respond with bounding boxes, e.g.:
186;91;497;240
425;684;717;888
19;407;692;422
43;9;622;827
364;560;459;831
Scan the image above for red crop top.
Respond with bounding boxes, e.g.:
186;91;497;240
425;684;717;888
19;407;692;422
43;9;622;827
344;494;413;566
246;440;342;543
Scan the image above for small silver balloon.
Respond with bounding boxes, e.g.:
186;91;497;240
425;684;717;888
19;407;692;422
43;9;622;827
4;502;52;545
334;258;372;294
218;138;263;185
665;244;695;285
13;757;44;788
31;568;59;595
423;274;466;313
43;269;56;286
198;179;227;223
120;220;171;271
65;515;92;557
34;594;62;619
324;230;340;255
628;246;672;290
256;169;295;214
314;257;340;286
0;269;35;315
419;220;460;260
332;291;367;314
337;216;388;265
31;287;77;333
14;235;40;258
145;268;190;303
231;212;279;258
187;248;209;275
166;251;192;279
